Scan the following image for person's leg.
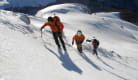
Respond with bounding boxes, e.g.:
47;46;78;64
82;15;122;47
77;44;80;52
93;46;96;54
79;45;83;53
52;32;61;48
77;43;82;53
58;32;66;51
95;47;98;56
93;46;98;55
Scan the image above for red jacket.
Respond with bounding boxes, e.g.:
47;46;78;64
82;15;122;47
41;21;64;32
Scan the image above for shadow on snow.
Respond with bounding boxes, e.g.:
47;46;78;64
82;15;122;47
79;53;102;71
44;45;82;74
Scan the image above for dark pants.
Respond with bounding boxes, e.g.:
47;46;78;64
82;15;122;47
76;42;83;53
52;32;66;51
93;46;98;55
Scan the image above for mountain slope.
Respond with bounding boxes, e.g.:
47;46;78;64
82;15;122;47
0;0;56;8
0;3;138;80
36;3;138;57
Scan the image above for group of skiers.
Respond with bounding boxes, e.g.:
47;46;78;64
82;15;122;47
40;15;99;55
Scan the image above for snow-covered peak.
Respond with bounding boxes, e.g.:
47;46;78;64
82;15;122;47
0;0;8;6
94;12;120;19
0;0;56;8
36;3;90;18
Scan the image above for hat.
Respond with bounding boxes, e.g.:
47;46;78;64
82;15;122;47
47;16;53;22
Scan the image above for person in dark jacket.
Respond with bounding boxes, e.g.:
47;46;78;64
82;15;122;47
86;37;99;55
40;16;66;51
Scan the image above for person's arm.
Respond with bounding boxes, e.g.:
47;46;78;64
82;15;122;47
40;22;49;30
81;35;85;43
58;22;64;32
83;35;85;41
72;35;75;45
86;39;92;42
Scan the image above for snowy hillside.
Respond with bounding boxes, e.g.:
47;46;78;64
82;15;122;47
0;3;138;80
0;0;55;8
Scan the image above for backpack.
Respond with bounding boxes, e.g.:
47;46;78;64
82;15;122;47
92;39;99;46
54;17;63;32
54;16;60;22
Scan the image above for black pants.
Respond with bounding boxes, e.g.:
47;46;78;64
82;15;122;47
76;42;83;53
93;46;98;55
52;32;66;51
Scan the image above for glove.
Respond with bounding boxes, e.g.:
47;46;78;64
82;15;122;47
86;39;91;42
72;41;74;45
40;27;43;31
80;41;83;44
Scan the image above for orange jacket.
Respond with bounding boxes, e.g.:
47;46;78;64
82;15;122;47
72;34;85;43
41;21;64;32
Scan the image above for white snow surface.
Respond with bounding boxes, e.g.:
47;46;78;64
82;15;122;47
0;3;138;80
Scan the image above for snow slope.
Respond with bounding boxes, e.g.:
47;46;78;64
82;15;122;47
0;3;138;80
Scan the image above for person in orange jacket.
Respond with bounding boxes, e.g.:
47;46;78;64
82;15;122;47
40;16;66;51
72;30;85;53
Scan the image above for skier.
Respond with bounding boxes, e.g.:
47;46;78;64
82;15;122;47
86;37;99;56
72;30;85;53
40;16;67;51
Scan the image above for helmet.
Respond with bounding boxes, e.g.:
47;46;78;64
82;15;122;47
47;17;53;22
77;30;82;36
77;30;82;33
